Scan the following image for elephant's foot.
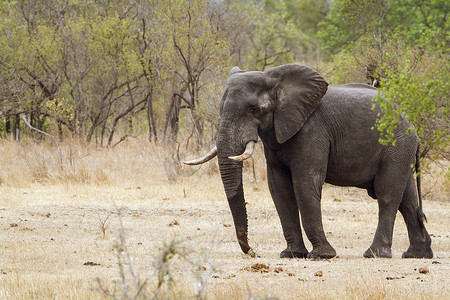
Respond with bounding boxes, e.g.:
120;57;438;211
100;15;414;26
307;245;336;259
363;246;392;258
280;244;309;258
402;245;433;259
280;249;308;258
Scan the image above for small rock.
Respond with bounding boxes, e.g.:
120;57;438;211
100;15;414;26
9;223;18;228
418;267;429;274
223;224;232;227
432;261;440;264
314;271;323;277
250;263;270;273
274;267;283;273
333;198;342;202
84;261;101;266
288;273;295;277
168;220;179;226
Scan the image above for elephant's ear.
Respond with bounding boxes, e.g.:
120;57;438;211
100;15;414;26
265;64;328;144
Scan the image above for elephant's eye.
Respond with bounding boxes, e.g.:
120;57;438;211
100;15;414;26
250;106;258;113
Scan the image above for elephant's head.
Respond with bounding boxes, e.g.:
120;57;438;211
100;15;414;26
185;64;328;254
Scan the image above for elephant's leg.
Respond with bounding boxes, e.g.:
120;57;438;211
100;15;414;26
399;176;433;258
364;169;406;258
267;164;308;258
293;177;336;259
363;199;399;258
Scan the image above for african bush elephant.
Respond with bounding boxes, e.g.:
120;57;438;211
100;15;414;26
185;64;433;259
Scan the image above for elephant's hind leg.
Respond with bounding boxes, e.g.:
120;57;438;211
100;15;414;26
267;164;308;258
364;168;406;258
363;198;398;258
399;175;433;258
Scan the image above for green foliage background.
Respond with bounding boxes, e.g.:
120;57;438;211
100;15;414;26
0;0;448;161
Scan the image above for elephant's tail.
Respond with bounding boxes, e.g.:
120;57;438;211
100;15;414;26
416;145;427;227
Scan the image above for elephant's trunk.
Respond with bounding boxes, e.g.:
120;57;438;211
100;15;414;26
217;134;251;254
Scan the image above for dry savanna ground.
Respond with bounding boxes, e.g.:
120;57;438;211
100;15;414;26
0;140;449;299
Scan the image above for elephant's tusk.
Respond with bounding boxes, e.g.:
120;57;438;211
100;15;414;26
228;141;256;162
183;146;218;165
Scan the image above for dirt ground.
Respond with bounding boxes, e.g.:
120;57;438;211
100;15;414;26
1;175;449;299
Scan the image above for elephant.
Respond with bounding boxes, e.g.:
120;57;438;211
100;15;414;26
184;64;433;259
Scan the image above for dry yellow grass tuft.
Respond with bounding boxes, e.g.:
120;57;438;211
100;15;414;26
0;139;448;299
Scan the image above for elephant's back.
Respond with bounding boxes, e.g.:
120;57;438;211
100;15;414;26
320;84;410;134
319;84;381;132
310;84;416;187
324;84;378;108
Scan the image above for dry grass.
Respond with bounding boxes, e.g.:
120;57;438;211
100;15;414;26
0;139;449;299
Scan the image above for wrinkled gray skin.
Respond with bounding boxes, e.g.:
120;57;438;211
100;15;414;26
213;64;432;259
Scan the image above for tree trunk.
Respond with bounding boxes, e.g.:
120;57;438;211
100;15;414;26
163;90;184;145
107;99;147;147
100;103;113;147
57;120;63;142
5;109;11;134
14;113;20;141
146;91;157;143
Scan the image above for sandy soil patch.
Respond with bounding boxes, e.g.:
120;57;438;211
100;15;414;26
0;179;448;299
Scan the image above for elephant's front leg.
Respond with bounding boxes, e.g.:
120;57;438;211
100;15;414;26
267;163;308;258
293;176;336;259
